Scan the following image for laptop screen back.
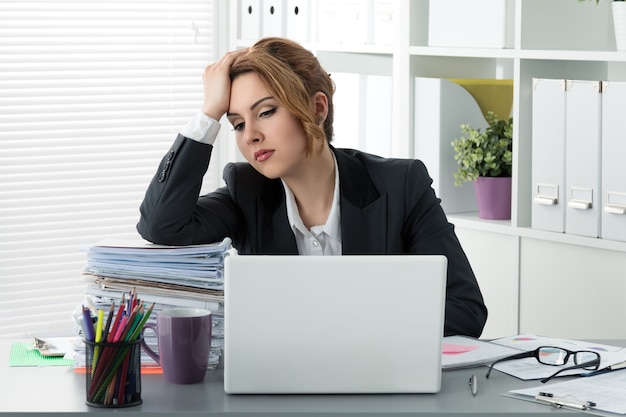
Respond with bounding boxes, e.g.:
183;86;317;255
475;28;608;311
223;254;447;394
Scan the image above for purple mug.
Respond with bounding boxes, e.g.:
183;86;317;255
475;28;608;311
141;308;212;384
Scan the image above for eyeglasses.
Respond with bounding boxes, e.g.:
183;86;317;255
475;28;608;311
485;346;601;383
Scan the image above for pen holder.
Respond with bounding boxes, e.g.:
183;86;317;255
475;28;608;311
84;337;143;408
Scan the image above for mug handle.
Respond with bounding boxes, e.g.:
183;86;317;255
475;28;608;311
140;323;160;366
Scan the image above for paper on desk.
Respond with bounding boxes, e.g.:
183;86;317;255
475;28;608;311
507;369;626;415
489;333;626;380
442;335;523;369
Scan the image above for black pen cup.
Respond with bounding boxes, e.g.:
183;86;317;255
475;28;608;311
84;337;143;408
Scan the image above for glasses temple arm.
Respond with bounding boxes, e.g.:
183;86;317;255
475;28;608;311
485;351;535;379
540;359;601;384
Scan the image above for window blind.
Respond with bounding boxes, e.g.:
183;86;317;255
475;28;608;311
0;0;222;338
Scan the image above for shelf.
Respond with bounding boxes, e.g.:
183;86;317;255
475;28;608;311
409;46;626;63
518;49;626;62
449;213;626;253
447;212;515;235
409;46;517;59
309;42;394;55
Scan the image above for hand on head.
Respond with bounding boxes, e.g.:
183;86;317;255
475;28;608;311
201;48;248;121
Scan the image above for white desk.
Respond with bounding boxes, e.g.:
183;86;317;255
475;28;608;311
2;339;617;416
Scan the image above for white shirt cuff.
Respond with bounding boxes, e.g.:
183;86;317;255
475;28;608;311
180;113;221;145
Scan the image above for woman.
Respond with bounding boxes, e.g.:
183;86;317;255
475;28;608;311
137;37;487;337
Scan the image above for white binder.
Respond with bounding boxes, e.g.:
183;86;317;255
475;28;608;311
373;0;396;45
330;72;361;150
329;73;392;158
531;78;567;233
316;0;341;43
262;0;285;37
240;0;262;41
428;0;512;48
413;77;488;214
564;79;602;238
316;0;367;44
285;0;310;43
341;0;368;44
364;75;392;157
601;81;626;242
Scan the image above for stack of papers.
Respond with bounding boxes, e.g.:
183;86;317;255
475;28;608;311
76;237;232;370
507;370;626;415
498;334;626;416
488;334;626;380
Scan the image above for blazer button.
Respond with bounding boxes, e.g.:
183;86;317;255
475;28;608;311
158;171;167;182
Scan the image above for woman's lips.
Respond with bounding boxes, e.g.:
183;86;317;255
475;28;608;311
254;149;274;162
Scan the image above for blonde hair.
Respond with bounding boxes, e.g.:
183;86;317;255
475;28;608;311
230;37;335;155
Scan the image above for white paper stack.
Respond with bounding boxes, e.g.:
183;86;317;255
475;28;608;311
76;237;232;370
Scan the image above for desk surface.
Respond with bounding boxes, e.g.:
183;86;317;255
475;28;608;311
2;339;617;417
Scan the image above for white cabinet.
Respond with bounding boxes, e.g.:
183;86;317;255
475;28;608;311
454;227;518;339
230;0;626;338
519;238;626;339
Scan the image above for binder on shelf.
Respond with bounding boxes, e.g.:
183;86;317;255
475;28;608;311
564;79;602;238
331;72;361;150
531;78;566;233
364;75;392;157
601;81;626;243
286;0;310;43
413;77;491;214
316;0;341;43
428;0;513;48
262;0;285;38
341;0;368;44
316;0;367;44
240;0;262;41
372;0;395;45
331;73;392;157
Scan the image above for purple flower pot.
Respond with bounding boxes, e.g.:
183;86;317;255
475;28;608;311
474;176;512;220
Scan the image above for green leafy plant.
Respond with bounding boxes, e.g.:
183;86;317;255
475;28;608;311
451;111;513;186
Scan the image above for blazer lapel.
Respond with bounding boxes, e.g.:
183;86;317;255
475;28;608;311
334;148;388;254
257;185;299;255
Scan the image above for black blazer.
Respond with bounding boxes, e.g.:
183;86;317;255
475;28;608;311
138;135;488;337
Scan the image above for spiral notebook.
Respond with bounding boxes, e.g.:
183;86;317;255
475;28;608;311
442;335;523;369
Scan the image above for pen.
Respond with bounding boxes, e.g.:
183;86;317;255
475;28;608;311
535;392;596;411
469;374;478;396
585;360;626;376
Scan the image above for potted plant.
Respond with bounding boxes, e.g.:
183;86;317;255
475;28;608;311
451;111;513;220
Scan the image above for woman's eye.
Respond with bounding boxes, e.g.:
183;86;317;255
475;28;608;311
260;107;277;118
233;122;244;132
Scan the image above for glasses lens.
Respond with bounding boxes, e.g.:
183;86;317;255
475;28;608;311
537;347;568;365
574;351;600;369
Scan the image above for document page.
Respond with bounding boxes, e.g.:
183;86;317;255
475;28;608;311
508;370;626;415
490;334;626;380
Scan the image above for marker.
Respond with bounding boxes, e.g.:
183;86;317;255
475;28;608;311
81;305;95;341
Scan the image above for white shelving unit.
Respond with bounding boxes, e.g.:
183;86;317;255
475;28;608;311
230;0;626;339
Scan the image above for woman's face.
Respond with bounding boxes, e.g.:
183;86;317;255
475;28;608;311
227;72;309;180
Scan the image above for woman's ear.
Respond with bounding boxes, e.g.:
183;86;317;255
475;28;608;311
312;92;328;124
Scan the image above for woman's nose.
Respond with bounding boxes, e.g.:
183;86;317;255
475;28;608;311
243;124;262;145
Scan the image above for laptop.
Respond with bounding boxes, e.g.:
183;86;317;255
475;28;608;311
223;254;447;394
